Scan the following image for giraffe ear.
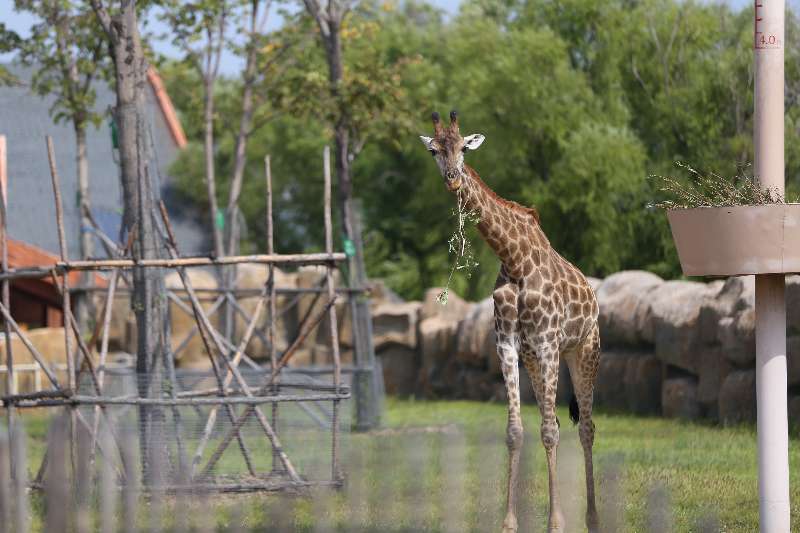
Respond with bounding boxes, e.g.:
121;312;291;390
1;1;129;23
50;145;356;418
463;133;485;151
419;136;434;149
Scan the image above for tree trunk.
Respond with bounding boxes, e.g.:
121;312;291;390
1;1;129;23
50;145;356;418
322;20;380;429
74;124;93;330
109;1;167;484
225;28;258;256
325;21;355;240
222;4;261;345
204;79;224;258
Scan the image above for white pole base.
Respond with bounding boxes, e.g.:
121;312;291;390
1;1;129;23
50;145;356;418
755;274;791;532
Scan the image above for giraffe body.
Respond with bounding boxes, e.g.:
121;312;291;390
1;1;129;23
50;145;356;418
421;111;601;532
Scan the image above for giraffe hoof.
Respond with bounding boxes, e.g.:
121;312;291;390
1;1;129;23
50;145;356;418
501;513;518;532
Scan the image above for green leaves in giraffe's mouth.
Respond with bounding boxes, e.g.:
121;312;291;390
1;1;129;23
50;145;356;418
437;190;481;306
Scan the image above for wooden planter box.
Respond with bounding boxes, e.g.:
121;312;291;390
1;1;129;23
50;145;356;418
666;204;800;276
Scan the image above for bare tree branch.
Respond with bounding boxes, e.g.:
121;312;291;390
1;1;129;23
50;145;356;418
303;0;331;37
89;0;115;42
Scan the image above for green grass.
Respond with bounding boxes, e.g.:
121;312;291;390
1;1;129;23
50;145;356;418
13;399;800;531
293;399;798;532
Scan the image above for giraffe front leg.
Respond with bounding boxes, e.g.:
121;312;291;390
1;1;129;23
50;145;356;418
494;279;522;533
523;346;564;533
497;336;523;533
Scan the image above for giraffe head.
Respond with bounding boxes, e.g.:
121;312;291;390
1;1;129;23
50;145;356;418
419;110;485;192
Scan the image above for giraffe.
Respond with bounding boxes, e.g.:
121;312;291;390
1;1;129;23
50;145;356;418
420;111;601;533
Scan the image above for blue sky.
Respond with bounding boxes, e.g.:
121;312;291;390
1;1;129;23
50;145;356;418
0;0;768;75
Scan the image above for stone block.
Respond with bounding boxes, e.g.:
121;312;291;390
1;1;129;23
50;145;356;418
661;377;700;420
718;370;756;425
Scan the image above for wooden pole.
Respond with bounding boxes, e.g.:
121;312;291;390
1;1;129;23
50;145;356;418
754;0;790;528
46;135;80;480
54;253;347;269
0;134;15;483
323;146;342;481
349;200;380;429
89;270;118;467
46;137;75;392
265;155;283;473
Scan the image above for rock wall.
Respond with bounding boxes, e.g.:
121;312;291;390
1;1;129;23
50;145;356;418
371;271;800;426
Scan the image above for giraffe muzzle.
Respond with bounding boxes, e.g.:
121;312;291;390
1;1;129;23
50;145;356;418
445;171;462;191
445;177;462;192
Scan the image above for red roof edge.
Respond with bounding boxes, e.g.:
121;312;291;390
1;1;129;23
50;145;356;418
7;238;107;288
147;66;188;150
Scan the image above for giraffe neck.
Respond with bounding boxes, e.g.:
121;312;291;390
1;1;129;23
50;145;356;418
457;165;549;267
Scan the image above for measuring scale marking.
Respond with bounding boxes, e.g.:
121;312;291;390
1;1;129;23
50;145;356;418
755;0;782;49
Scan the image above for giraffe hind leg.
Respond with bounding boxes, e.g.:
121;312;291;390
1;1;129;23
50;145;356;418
521;343;564;533
566;328;601;533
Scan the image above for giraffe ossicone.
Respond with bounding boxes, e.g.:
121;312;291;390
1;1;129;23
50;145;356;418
422;110;601;533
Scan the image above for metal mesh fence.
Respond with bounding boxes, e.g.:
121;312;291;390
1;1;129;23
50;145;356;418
66;366;352;491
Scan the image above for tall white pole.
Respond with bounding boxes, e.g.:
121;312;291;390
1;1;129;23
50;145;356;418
754;0;791;530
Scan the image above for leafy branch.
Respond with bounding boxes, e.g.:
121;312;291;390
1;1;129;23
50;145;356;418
437;190;480;306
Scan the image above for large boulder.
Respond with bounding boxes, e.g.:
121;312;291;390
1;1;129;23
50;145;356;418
297;343;354;366
789;395;800;434
367;279;404;309
698;276;754;345
651;280;718;374
661;377;700;420
456;368;497;401
786;335;800;386
420;287;473;323
371;302;422;350
556;357;574;405
594;351;632;410
454;297;494;367
595;271;663;347
716;276;755;313
418;316;458;396
377;343;418;396
623;354;663;415
696;346;734;419
718;308;755;367
718;370;757;425
786;276;800;336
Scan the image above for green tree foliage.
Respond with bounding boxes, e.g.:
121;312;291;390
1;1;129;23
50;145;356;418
164;0;796;300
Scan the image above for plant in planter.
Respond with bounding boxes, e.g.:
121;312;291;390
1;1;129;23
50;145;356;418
652;162;800;277
651;161;787;209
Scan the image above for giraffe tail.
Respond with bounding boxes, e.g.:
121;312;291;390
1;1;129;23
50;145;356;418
568;394;579;425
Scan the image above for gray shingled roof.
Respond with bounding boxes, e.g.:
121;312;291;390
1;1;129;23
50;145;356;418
0;63;209;259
